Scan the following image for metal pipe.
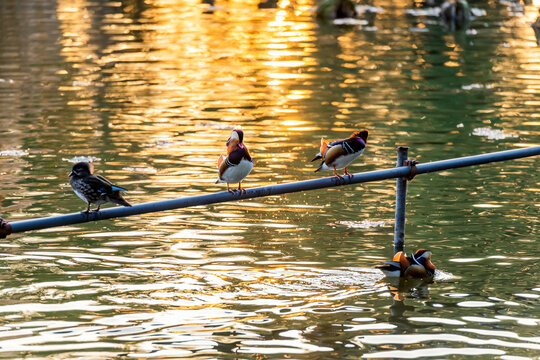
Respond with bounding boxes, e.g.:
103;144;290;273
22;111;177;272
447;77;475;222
414;145;540;176
4;146;540;235
394;147;408;254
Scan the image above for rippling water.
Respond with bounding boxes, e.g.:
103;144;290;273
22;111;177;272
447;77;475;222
0;0;539;358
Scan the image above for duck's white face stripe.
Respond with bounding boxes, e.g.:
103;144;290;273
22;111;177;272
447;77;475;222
412;251;431;265
230;131;240;141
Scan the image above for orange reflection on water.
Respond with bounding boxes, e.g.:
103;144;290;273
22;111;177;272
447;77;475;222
52;0;324;195
492;4;540;132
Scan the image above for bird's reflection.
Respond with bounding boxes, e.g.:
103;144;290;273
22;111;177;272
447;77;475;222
201;0;217;14
532;9;540;46
440;0;471;31
258;0;279;9
385;276;434;330
386;276;434;302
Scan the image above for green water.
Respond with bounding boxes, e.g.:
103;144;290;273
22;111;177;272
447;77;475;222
0;0;539;358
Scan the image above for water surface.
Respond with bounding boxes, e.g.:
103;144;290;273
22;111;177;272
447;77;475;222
0;0;539;358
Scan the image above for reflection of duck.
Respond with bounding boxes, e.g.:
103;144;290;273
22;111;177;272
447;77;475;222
201;0;217;14
532;9;540;46
316;0;357;20
216;130;253;194
440;0;471;30
258;0;278;8
378;249;436;279
385;269;434;305
311;130;368;180
387;279;431;328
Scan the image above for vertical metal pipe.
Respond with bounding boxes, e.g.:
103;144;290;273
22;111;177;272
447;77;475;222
394;146;409;254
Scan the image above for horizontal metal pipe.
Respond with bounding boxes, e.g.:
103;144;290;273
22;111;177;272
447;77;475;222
414;145;540;176
6;146;540;234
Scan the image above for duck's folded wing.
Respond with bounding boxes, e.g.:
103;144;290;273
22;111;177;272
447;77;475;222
377;261;401;271
85;175;113;195
377;261;402;276
322;144;347;164
94;175;128;192
218;155;231;179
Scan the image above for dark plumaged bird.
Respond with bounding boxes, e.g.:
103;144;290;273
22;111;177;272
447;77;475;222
69;162;131;213
378;249;436;279
440;0;471;30
311;130;368;179
216;129;253;194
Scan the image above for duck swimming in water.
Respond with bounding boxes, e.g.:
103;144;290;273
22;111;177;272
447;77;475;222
378;249;436;279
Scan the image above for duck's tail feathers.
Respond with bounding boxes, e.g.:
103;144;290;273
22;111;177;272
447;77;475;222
111;185;128;192
111;195;131;207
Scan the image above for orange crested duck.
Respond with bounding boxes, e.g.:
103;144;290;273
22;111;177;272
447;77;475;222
311;130;368;179
378;249;436;279
216;129;253;194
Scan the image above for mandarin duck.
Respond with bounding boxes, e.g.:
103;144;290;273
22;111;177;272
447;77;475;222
378;249;436;279
311;130;368;179
216;129;253;194
69;162;131;213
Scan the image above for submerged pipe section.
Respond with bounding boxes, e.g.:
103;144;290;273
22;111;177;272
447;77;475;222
2;146;540;236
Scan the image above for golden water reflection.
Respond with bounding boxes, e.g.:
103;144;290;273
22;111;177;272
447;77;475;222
52;0;328;193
